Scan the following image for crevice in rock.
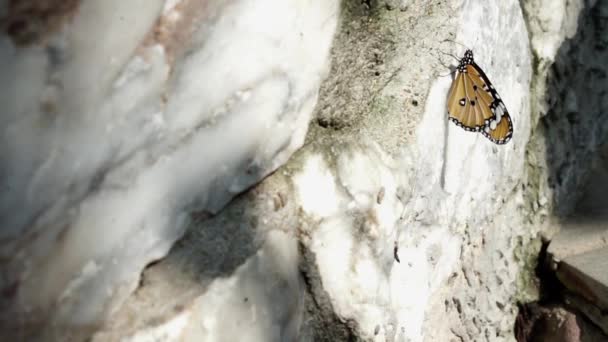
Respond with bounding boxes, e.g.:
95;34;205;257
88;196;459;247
541;0;608;217
516;0;608;338
298;240;359;342
514;240;608;341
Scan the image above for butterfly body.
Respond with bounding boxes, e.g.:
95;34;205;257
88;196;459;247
447;50;513;144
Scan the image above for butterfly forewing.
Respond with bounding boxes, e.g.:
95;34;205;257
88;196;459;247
447;72;490;131
465;64;495;113
447;73;466;125
446;50;513;144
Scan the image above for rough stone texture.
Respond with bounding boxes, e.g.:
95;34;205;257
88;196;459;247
0;0;338;339
523;0;608;216
545;145;608;337
2;0;605;341
515;303;607;342
525;0;608;337
559;248;608;308
93;171;305;341
548;222;608;261
301;2;535;340
565;293;608;337
96;0;538;341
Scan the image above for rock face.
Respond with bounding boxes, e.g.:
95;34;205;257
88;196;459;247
0;0;339;339
1;0;604;341
522;0;608;217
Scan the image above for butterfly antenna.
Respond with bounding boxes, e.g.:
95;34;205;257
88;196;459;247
437;69;455;78
442;38;471;52
438;50;460;62
436;51;458;77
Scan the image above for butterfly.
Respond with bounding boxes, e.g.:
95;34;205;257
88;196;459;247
446;49;513;144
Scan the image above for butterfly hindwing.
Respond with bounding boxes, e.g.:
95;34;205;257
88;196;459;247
482;102;513;144
446;50;513;144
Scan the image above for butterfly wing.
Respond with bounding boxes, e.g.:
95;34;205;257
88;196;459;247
468;62;513;144
446;51;513;145
481;100;513;145
446;72;465;124
482;108;513;144
447;67;496;132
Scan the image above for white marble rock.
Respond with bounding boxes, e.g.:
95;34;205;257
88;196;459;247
0;0;339;338
1;0;595;340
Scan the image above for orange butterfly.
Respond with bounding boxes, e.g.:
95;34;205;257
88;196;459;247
446;50;513;144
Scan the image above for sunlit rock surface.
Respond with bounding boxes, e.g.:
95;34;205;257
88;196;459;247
2;0;602;341
0;0;338;339
101;0;536;341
